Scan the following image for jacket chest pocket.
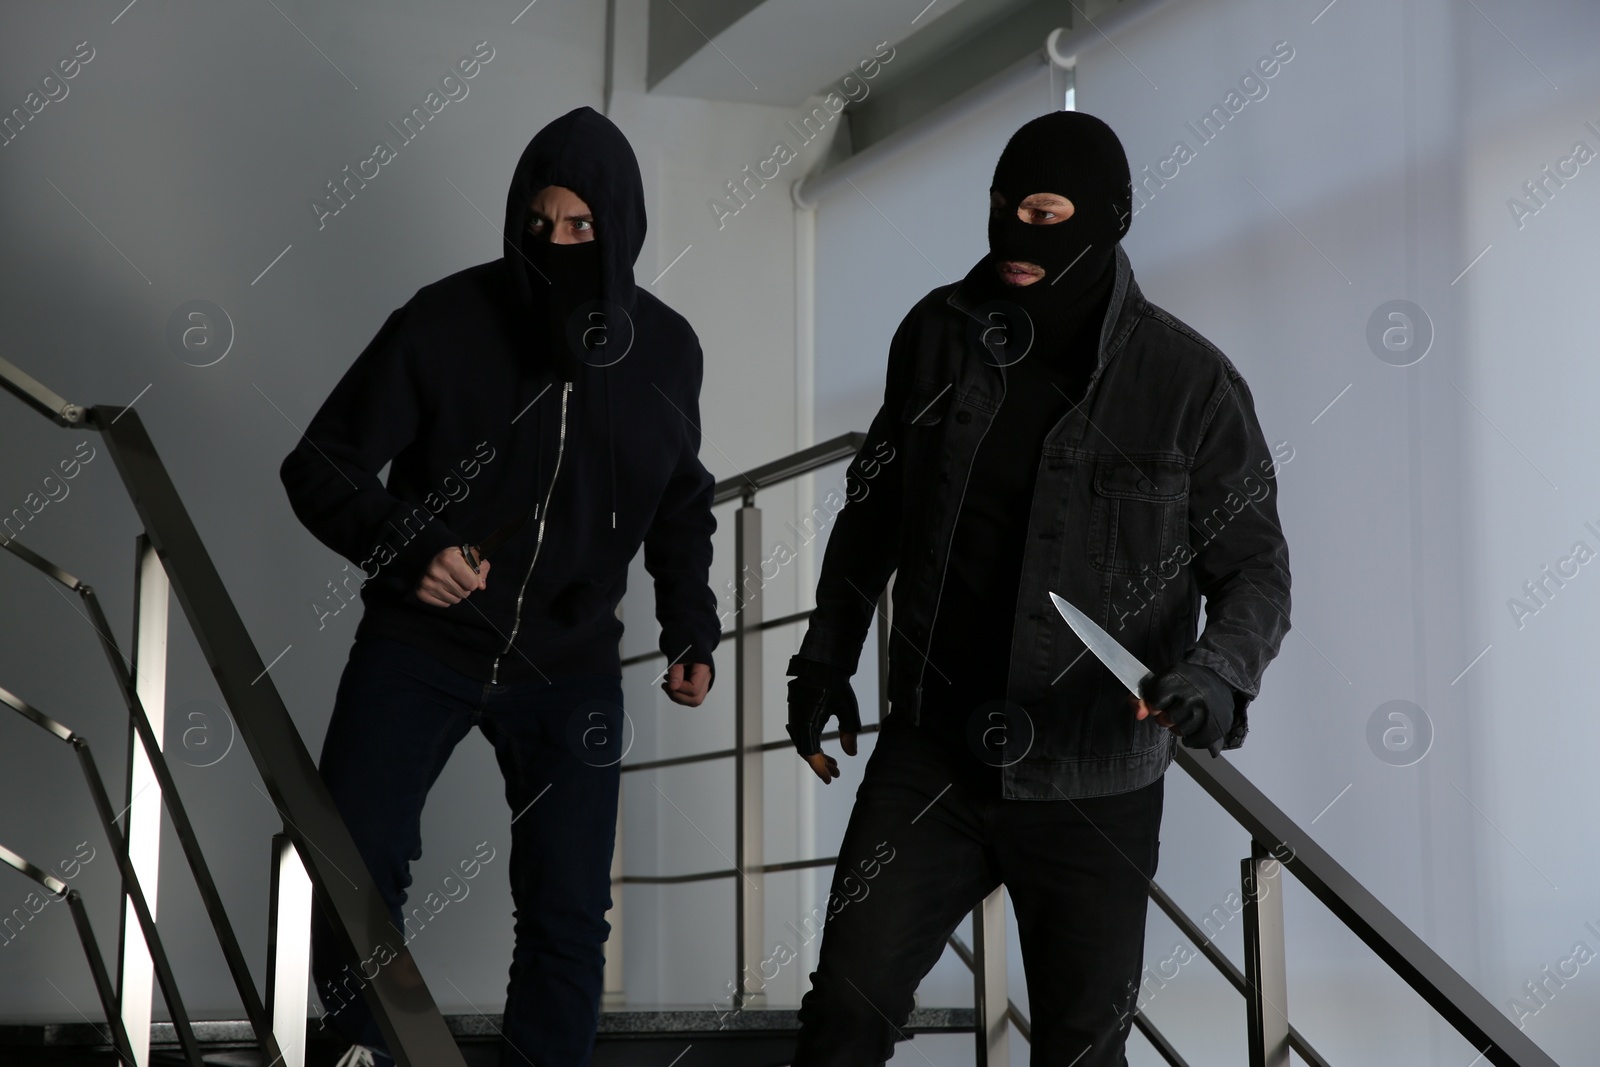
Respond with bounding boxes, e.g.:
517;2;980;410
898;380;955;468
900;380;954;426
1086;458;1189;577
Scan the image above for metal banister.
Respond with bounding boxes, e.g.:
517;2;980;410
712;432;866;505
87;403;465;1067
1172;744;1558;1067
620;605;819;667
0;684;205;1067
2;356;465;1067
4;348;1555;1065
0;842;138;1065
3;537;266;1067
1145;879;1332;1067
0;354;86;426
616;429;1563;1067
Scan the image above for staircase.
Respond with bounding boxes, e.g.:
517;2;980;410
0;356;1560;1067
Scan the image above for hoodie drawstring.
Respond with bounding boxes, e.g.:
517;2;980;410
605;368;616;529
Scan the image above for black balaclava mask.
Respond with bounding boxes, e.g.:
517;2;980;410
520;226;603;382
983;110;1132;337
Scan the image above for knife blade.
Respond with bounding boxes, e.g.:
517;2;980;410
1048;590;1221;757
476;508;531;559
459;508;533;573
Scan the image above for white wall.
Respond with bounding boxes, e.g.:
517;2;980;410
806;1;1600;1065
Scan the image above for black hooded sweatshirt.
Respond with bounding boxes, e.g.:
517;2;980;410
280;106;719;687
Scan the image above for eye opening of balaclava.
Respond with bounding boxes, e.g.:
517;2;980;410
983;110;1132;318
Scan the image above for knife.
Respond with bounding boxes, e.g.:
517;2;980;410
1047;590;1222;757
459;508;533;574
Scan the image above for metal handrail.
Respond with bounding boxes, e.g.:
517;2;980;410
1146;878;1332;1067
1171;745;1558;1067
0;842;138;1065
3;348;1554;1065
621;854;842;886
619;606;818;667
2;538;257;1067
615;428;1561;1067
622;721;879;774
1;357;465;1067
711;433;866;506
0;682;206;1067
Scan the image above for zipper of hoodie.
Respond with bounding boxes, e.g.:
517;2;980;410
492;379;572;685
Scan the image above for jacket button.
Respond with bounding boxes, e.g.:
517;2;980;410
956;410;972;424
1138;477;1154;492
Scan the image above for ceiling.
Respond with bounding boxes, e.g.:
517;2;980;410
646;0;1048;106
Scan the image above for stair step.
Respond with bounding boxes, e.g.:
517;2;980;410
1;1008;978;1065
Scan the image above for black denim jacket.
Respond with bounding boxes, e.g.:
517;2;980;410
796;246;1292;799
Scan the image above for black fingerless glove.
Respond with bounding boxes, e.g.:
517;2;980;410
1137;661;1236;758
785;654;861;758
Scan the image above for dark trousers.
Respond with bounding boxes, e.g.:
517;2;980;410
792;716;1163;1066
309;634;625;1067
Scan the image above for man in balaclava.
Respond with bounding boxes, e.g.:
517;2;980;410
783;110;1291;1064
282;106;721;1067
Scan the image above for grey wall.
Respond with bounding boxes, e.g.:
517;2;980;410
0;0;607;1023
5;2;1598;1066
0;0;810;1026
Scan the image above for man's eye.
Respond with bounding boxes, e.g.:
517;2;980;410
574;219;593;231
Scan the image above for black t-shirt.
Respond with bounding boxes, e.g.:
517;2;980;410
920;268;1115;745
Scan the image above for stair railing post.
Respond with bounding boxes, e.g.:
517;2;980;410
734;496;766;1008
117;535;169;1067
266;834;313;1067
971;886;1010;1066
1243;840;1290;1067
604;800;625;1007
604;599;626;1009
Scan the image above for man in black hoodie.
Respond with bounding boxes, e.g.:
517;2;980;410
785;111;1290;1064
281;106;720;1067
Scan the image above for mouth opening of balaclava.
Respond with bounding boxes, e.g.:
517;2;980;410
520;229;604;381
982;111;1132;335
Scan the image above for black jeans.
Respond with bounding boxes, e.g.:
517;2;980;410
792;715;1163;1066
308;634;625;1067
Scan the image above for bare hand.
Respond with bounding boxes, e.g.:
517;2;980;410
416;546;489;607
805;730;857;784
663;662;712;707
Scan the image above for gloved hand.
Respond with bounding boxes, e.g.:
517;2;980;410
785;654;861;784
1136;661;1235;757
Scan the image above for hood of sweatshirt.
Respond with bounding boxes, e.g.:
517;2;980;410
281;110;719;690
500;105;648;530
501;105;646;323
